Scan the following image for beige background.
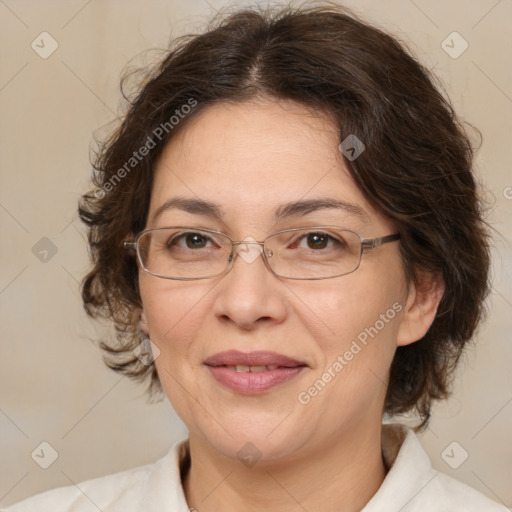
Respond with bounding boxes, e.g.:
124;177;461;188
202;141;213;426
0;0;511;508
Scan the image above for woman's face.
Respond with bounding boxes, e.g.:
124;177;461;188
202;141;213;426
139;99;414;463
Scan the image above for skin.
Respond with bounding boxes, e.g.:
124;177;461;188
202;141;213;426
138;98;444;512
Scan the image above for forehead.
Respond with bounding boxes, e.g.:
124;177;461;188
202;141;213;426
149;99;389;232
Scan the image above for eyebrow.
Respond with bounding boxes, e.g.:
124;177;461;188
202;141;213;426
152;196;370;224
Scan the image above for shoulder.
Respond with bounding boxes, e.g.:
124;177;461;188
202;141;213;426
424;471;509;512
3;464;151;512
2;440;188;512
364;423;508;512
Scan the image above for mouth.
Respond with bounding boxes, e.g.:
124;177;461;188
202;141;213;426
223;364;281;372
203;350;308;395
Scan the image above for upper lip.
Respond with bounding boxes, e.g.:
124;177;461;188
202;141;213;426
204;350;307;368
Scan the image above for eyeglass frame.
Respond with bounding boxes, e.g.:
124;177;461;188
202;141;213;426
124;226;401;281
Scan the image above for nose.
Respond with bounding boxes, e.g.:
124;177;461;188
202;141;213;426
212;241;288;330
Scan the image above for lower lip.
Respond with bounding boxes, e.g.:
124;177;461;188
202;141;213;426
206;366;305;394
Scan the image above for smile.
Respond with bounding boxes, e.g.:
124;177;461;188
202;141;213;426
204;351;308;394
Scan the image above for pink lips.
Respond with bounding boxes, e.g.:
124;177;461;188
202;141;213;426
204;350;307;395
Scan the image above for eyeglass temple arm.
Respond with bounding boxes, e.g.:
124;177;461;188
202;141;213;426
123;234;400;252
361;233;401;251
124;241;137;251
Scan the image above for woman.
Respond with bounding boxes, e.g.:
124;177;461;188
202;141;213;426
5;4;506;511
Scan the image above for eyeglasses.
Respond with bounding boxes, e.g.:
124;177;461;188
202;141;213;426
124;226;401;281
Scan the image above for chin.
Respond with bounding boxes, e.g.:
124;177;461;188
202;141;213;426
189;412;313;466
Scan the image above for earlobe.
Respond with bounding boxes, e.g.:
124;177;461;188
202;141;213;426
138;308;150;336
396;273;445;347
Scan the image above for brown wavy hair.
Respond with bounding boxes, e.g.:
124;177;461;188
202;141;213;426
78;3;491;428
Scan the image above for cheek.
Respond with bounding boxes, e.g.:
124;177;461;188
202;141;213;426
297;268;407;377
297;276;400;339
139;277;211;358
299;286;404;417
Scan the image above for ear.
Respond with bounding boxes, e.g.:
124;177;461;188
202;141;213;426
138;308;150;336
396;271;445;347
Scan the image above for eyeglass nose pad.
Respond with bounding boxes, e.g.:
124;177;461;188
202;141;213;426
228;244;274;264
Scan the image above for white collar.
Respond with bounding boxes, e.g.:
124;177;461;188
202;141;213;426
363;423;437;511
137;423;504;511
138;423;430;511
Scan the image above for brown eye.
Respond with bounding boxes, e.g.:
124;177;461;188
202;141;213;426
306;233;329;250
185;233;208;249
292;232;344;251
168;232;212;250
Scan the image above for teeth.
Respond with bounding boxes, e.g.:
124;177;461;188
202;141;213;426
250;365;267;373
229;365;279;373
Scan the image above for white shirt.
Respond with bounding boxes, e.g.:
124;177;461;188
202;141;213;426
3;423;507;511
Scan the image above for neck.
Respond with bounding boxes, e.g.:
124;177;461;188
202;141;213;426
183;422;386;512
